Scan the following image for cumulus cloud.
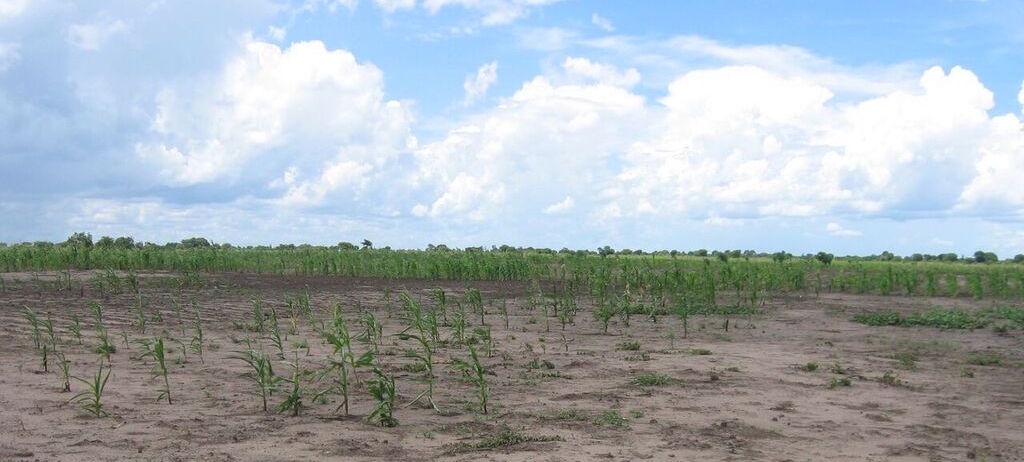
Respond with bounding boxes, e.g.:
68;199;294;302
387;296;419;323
463;60;498;105
136;38;414;210
562;57;640;87
0;0;28;19
826;222;862;237
68;17;130;51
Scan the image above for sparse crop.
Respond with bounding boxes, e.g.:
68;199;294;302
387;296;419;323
70;361;111;417
451;344;489;414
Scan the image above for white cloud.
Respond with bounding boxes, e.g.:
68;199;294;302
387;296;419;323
301;0;358;13
463;60;498;105
137;38;413;207
68;17;130;51
0;0;28;19
267;26;286;42
422;0;564;25
591;13;614;32
826;222;862;237
562;57;640;87
374;0;417;12
543;196;574;214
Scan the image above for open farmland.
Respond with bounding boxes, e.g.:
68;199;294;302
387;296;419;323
1;249;1023;461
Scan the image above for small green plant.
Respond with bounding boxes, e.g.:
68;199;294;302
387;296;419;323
596;410;628;428
69;314;83;345
367;367;398;427
827;377;852;389
595;300;616;334
960;367;975;378
22;306;42;349
801;362;820;372
451;344;489;414
250;297;265;333
830;363;847;375
191;310;205;364
630;372;671;387
137;337;172;404
69;361;111;417
690;348;712;356
397;332;440;412
55;351;71;392
235;349;280;412
966;353;1002;366
448;427;561;453
278;353;304;416
892;351;917;370
134;294;147;334
880;370;902;387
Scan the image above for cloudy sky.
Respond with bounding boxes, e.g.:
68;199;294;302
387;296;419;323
1;0;1023;255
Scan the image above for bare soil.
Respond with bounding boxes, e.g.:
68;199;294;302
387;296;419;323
1;272;1022;461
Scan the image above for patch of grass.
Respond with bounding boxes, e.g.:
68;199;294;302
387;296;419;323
801;362;819;372
624;352;651;362
630;372;672;387
879;371;902;387
595;410;629;428
853;307;1024;330
891;351;918;370
830;363;847;375
827;377;852;389
690;348;713;356
966;353;1002;366
615;341;641;351
449;427;562;453
960;367;975;378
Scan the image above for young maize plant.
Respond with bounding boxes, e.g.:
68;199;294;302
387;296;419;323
235;349;279;412
278;353;304;417
68;313;82;346
431;288;449;326
367;367;398;427
472;327;494;358
317;323;375;415
191;309;205;364
70;361;111;417
465;288;485;326
134;294;146;334
451;302;467;345
55;351;71;392
595;299;616;334
500;300;509;330
137;337;172;404
250;297;266;334
359;312;383;351
451;344;489;414
44;316;60;348
268;306;285;359
396;331;440;412
22;306;42;349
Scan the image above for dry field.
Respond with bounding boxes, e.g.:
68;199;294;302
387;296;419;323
1;271;1022;461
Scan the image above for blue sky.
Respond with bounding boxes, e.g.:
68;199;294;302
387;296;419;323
1;0;1023;256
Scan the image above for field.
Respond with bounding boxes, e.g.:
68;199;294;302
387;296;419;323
1;251;1023;461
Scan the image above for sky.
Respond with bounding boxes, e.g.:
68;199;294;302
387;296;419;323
1;0;1023;256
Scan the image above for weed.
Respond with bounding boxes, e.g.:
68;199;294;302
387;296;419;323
630;372;672;387
690;348;713;356
596;410;628;428
879;371;902;387
966;354;1002;366
801;362;819;372
448;427;561;453
827;377;852;389
891;351;918;370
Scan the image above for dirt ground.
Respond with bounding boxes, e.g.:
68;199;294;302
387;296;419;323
1;271;1022;461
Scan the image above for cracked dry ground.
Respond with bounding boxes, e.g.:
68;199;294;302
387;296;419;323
1;272;1022;461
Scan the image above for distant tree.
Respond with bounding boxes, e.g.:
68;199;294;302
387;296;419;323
64;232;93;248
337;242;357;251
880;251;895;261
96;236;116;248
1014;254;1024;263
815;251;834;266
181;237;212;248
669;250;679;259
771;251;792;263
113;236;136;249
910;253;924;262
695;249;708;257
597;246;614;257
361;239;373;250
973;250;998;263
715;251;728;262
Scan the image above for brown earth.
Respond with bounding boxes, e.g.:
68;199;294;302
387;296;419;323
1;271;1022;461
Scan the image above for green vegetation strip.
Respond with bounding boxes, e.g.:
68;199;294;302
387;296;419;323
852;307;1024;330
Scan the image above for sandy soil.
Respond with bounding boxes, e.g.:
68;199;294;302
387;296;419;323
1;271;1022;461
